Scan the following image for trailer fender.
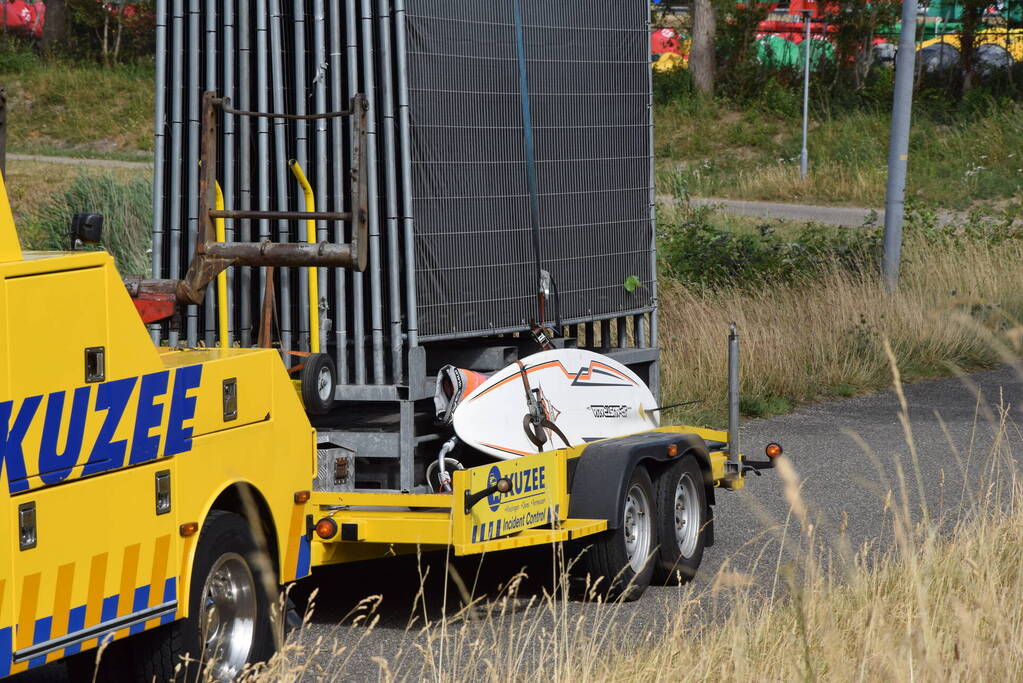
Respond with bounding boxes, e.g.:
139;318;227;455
568;432;712;530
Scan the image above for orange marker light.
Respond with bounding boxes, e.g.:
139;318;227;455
667;444;679;457
315;518;338;540
294;490;311;504
179;522;199;537
765;443;783;459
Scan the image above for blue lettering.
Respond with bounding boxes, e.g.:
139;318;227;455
524;469;532;493
539;466;546;490
165;365;202;456
129;371;169;465
82;377;137;476
39;387;91;485
531;467;538;491
514;472;523;495
0;396;42;493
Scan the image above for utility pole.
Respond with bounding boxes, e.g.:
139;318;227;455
882;0;919;292
800;9;811;181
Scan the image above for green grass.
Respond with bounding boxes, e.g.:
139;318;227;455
0;47;154;159
655;100;1023;209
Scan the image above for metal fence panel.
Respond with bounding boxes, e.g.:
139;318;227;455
404;0;654;339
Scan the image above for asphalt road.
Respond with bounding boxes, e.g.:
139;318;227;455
21;364;1023;681
281;363;1023;679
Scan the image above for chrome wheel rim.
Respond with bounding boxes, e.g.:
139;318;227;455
622;483;652;574
674;472;700;558
316;366;333;402
202;552;257;681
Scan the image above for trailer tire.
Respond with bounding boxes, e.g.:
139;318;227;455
652;456;708;585
301;353;336;415
575;466;657;602
134;511;276;681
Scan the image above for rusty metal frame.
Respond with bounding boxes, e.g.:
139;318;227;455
134;91;369;308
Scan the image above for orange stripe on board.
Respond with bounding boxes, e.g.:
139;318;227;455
114;544;141;639
283;504;305;582
82;552;108;651
145;535;171;630
470;358;637;403
480;442;535;457
16;573;41;650
45;563;76;663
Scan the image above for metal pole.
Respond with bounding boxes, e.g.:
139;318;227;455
359;0;386;384
800;9;811;181
346;0;366;385
203;0;217;348
378;0;404;385
186;0;200;345
223;0;235;343
269;0;293;356
329;1;349;383
168;0;185;347
395;0;419;350
313;0;329;355
293;0;310;352
727;322;740;469
150;0;168;344
882;0;919;292
256;0;271;341
238;0;253;346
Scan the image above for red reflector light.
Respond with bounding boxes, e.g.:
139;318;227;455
179;522;199;537
667;444;679;457
765;443;783;459
294;490;311;504
315;518;338;540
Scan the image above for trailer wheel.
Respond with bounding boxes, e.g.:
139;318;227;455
576;466;657;601
653;456;708;585
301;353;336;415
135;511;276;681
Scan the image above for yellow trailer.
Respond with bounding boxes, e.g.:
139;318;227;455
0;168;776;680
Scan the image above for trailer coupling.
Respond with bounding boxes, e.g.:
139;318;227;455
725;323;783;479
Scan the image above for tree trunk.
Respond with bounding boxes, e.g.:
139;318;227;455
40;0;68;57
690;0;717;96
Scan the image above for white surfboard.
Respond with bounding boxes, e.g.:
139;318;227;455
452;349;660;460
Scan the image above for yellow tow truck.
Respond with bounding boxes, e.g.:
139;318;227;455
0;167;777;680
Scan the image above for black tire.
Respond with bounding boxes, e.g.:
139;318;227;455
652;456;708;585
300;353;336;415
575;466;657;602
133;511;277;681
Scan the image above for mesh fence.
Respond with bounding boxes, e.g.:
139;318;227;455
405;0;655;340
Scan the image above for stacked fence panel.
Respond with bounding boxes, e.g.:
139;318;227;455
152;0;656;389
403;0;655;340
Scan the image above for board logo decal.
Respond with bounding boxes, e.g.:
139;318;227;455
588;404;630;419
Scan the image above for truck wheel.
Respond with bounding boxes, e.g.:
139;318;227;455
301;353;336;415
134;511;276;681
576;466;657;601
653;456;708;585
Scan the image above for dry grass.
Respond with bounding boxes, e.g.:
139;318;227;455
248;370;1023;682
658;229;1023;422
